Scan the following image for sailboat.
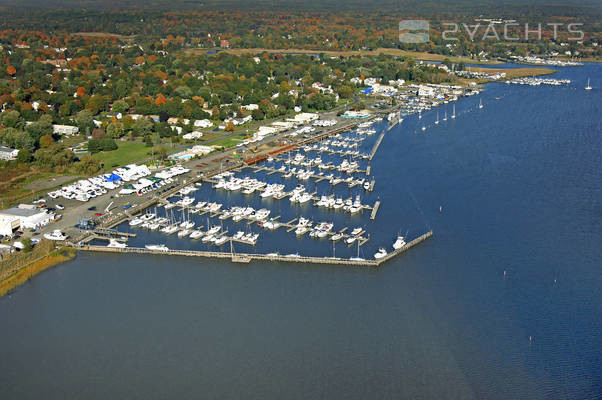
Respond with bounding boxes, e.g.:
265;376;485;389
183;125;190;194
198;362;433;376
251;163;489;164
585;78;592;90
418;110;422;119
443;111;447;121
451;104;456;119
479;98;483;109
421;125;426;132
434;112;439;125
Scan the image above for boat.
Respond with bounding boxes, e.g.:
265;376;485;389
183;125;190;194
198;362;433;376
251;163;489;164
421;125;426;132
351;227;363;236
177;229;191;238
43;230;67;241
374;247;388;259
145;244;169;252
585;78;592;90
330;232;343;242
363;181;371;190
434;112;439;125
479;98;483;109
393;235;406;250
451;104;456;119
107;239;127;248
214;235;228;246
189;230;204;239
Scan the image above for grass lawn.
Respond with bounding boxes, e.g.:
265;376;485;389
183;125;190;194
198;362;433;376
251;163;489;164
466;66;556;79
92;140;151;170
207;133;247;149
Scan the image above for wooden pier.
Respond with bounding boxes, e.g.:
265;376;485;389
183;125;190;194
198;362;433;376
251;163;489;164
370;200;380;220
369;131;386;161
76;229;433;267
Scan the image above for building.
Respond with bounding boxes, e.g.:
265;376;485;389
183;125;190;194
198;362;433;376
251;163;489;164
0;205;55;236
0;146;19;161
220;39;230;48
53;124;79;135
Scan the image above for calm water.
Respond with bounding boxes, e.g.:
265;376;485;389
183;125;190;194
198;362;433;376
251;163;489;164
1;64;600;399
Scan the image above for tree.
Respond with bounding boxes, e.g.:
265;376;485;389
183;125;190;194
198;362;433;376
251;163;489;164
99;138;118;151
143;135;153;147
16;148;32;163
0;111;24;129
111;100;130;114
132;117;153;137
74;109;94;135
225;121;235;131
87;139;101;153
6;65;16;76
21;238;33;252
75;154;101;175
91;128;106;140
106;122;124;138
39;134;54;148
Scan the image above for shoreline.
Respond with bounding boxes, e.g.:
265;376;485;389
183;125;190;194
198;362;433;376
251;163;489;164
0;247;76;297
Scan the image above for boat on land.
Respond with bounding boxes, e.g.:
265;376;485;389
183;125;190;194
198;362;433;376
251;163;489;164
44;230;68;241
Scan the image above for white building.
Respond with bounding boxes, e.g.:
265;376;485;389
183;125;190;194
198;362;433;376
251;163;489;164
193;119;213;128
53;124;79;135
182;131;203;140
0;205;55;236
0;146;19;161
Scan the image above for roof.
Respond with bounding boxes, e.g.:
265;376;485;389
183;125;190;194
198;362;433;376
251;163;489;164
0;146;17;153
0;207;45;218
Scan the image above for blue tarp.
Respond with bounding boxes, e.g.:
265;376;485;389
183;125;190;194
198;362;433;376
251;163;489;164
105;173;123;182
361;87;373;94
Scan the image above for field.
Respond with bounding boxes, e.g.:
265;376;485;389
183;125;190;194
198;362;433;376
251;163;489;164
92;140;151;170
187;47;503;65
466;66;556;79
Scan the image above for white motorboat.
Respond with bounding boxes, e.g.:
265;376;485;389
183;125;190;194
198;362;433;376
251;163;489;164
43;230;67;241
393;235;406;250
145;244;169;252
177;229;191;238
107;239;127;248
374;247;388;259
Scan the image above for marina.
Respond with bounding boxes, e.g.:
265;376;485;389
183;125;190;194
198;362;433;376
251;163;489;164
64;114;431;264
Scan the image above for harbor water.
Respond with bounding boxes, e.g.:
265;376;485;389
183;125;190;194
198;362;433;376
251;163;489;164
0;63;600;399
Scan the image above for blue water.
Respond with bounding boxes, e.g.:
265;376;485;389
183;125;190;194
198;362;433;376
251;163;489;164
0;63;600;399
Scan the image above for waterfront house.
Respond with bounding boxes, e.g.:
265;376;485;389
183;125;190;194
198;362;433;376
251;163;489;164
0;146;19;160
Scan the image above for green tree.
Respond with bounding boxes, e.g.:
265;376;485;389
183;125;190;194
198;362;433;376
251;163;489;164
106;122;124;138
74;109;94;135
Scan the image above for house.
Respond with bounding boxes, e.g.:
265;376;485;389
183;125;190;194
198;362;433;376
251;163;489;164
193;119;213;128
53;124;79;135
418;85;436;97
182;131;203;140
220;39;230;48
0;205;55;236
0;146;19;161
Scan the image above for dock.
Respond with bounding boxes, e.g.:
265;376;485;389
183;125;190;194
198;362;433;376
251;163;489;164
370;200;380;220
76;229;433;267
369;130;386;161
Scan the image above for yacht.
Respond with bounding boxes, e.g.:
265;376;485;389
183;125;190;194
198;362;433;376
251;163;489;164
374;247;388;260
189;230;204;239
393;235;406;250
214;235;228;246
145;244;169;252
107;239;127;248
43;230;67;241
351;227;363;236
585;78;592;90
330;232;343;242
177;229;191;238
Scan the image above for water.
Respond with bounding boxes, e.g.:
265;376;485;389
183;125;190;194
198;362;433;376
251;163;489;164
1;63;600;399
